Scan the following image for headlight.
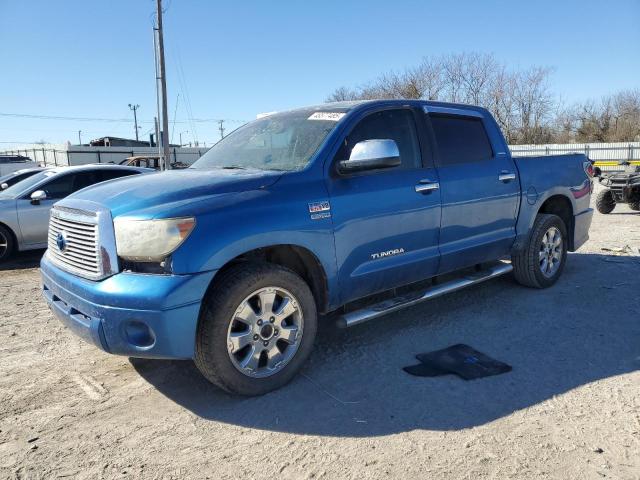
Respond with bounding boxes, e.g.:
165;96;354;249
114;217;196;262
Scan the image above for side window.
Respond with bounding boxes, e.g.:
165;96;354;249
429;114;493;165
335;109;421;170
39;174;76;199
97;169;139;182
70;171;98;193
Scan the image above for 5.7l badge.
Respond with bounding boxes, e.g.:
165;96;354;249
308;201;331;220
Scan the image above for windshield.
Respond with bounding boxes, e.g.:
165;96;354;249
0;170;54;198
191;109;344;172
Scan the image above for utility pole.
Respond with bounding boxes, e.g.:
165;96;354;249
78;130;82;145
155;0;171;170
128;104;140;141
218;120;225;140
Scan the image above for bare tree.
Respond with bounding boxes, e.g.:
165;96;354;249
326;86;360;102
325;53;639;143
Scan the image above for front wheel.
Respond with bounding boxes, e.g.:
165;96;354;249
195;262;317;396
596;189;616;214
629;201;640;211
0;224;15;263
512;213;568;289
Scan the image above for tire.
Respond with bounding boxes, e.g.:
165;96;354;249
0;224;15;263
195;262;317;396
629;201;640;211
595;189;616;214
511;213;568;289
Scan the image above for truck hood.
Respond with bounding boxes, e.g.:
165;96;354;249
67;168;283;218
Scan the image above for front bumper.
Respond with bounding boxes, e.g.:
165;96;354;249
41;253;216;359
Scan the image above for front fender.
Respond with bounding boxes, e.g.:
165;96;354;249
169;173;339;305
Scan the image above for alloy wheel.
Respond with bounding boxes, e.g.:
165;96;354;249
539;226;563;278
226;286;304;378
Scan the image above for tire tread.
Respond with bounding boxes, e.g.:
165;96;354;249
596;189;616;214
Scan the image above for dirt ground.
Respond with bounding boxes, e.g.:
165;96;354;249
1;186;639;480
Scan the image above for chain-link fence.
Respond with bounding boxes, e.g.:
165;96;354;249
0;146;207;167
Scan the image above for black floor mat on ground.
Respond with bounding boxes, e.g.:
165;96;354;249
404;344;512;380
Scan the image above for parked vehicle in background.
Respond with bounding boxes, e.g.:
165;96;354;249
119;155;189;170
0;155;38;176
0;164;151;262
594;162;640;213
41;100;593;396
0;168;44;190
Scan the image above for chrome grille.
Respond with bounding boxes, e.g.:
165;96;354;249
47;207;101;278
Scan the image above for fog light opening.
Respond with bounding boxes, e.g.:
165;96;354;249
124;321;156;349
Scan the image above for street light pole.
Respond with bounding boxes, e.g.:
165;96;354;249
128;104;140;141
78;130;82;145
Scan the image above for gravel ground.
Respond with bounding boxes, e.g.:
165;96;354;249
1;186;639;480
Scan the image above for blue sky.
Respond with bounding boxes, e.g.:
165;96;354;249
1;0;639;147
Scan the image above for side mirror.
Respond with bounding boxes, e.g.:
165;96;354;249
593;166;602;177
0;183;8;190
30;190;47;205
338;139;401;173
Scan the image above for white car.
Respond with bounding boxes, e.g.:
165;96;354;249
0;164;151;262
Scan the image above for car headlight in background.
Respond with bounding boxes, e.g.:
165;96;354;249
114;217;196;262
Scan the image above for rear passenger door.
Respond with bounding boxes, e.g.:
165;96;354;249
328;107;442;304
426;107;519;274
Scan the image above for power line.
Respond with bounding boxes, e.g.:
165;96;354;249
171;93;179;144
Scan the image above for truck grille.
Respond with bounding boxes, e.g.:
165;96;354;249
47;208;101;278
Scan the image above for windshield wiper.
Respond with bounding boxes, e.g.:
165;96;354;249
220;165;248;170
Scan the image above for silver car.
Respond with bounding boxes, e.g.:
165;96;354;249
0;164;150;262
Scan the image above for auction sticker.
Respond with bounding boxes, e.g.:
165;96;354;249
308;112;345;121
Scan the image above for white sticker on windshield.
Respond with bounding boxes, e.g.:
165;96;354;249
308;112;345;122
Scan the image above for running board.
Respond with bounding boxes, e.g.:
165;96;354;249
337;261;513;328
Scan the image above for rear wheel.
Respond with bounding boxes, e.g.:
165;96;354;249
0;224;15;263
596;189;616;214
512;213;568;289
195;262;317;396
629;201;640;211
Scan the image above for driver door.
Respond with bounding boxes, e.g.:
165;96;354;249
328;108;442;304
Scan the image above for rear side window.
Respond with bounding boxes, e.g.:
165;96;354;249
97;169;140;182
430;114;493;165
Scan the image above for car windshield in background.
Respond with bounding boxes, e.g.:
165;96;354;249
191;109;344;172
0;170;53;198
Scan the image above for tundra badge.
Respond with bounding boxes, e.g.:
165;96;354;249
371;248;405;260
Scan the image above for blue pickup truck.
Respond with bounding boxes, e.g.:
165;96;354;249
41;100;594;395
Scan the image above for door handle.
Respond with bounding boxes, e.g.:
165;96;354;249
498;171;516;182
415;180;440;193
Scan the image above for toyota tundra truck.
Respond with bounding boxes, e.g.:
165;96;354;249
40;100;594;395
